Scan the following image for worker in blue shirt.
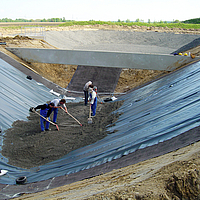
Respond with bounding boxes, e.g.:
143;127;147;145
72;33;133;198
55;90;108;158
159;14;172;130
29;102;54;132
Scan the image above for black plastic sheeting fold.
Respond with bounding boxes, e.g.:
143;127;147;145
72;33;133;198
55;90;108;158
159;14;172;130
1;58;200;185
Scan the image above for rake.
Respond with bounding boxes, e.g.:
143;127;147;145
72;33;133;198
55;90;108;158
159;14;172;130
33;110;59;131
61;107;82;126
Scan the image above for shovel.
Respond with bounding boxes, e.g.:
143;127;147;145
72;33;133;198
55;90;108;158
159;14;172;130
88;104;92;124
33;110;59;131
61;107;82;126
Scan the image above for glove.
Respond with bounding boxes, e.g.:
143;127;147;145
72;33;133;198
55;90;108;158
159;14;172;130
29;107;35;112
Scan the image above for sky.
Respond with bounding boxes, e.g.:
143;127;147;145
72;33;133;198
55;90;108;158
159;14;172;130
1;0;200;22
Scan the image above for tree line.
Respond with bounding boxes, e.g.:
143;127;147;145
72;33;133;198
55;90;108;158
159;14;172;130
0;18;200;24
183;18;200;24
0;18;68;22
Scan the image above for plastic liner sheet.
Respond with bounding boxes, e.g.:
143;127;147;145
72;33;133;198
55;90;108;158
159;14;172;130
0;58;57;179
0;59;56;132
1;60;200;185
67;65;122;95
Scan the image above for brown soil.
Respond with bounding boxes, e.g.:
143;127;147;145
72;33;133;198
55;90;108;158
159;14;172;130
1;24;200;199
1;24;200;94
0;34;170;93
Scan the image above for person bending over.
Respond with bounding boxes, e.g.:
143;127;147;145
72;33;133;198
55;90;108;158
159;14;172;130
83;81;93;106
50;98;68;123
29;102;54;132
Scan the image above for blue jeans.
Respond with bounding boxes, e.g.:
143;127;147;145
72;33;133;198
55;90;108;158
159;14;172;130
91;97;97;116
40;110;50;131
52;107;58;123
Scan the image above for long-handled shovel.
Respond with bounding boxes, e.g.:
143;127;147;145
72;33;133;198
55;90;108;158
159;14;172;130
33;110;59;131
61;107;82;126
88;105;92;124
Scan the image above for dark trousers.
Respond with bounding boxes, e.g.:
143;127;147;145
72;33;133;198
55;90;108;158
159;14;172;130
84;90;88;105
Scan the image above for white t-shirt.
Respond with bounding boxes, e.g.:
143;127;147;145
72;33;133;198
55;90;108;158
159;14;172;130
90;90;96;104
51;99;66;108
83;81;92;91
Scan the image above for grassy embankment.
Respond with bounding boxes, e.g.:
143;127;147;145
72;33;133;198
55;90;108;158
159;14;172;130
0;21;200;30
58;20;200;29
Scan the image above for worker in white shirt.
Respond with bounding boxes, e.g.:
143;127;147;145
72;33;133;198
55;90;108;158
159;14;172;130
89;87;97;116
83;81;93;106
50;98;68;123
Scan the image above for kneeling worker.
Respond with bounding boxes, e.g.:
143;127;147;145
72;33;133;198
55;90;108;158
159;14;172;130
29;102;55;132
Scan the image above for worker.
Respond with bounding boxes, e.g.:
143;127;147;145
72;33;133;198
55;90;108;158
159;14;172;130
29;102;54;132
89;87;97;116
83;81;93;106
93;86;98;94
50;98;68;123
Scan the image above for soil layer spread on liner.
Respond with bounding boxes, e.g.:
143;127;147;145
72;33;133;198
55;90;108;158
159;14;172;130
2;100;124;169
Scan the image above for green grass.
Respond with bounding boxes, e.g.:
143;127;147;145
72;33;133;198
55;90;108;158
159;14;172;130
1;21;200;30
58;21;200;29
0;26;22;29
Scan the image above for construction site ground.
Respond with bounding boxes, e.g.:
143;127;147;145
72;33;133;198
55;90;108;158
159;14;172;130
0;24;200;199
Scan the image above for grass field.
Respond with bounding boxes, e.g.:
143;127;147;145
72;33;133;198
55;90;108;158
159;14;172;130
0;21;200;29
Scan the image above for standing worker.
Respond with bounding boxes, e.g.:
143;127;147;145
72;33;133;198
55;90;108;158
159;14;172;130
83;81;93;106
50;98;68;123
93;86;97;94
29;102;55;132
89;87;97;116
